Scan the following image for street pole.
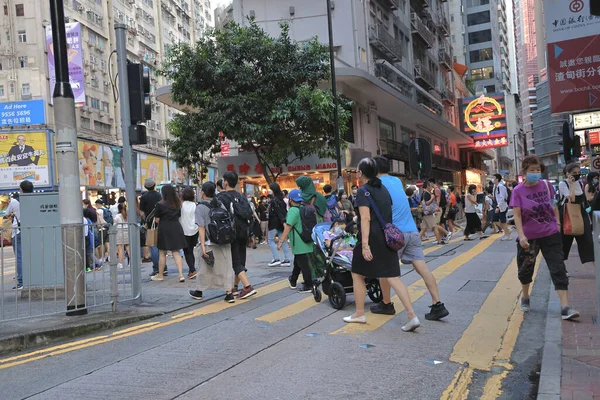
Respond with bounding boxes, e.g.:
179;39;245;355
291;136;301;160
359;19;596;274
326;0;344;191
49;0;86;316
115;24;142;302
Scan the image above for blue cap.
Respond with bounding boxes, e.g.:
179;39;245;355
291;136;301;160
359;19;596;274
289;189;303;203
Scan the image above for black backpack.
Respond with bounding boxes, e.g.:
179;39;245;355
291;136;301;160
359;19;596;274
295;205;317;243
439;188;448;208
218;191;253;239
200;200;236;245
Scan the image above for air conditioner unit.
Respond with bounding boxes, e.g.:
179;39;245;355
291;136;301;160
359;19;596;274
84;72;89;76
8;76;16;81
104;82;110;86
77;5;84;11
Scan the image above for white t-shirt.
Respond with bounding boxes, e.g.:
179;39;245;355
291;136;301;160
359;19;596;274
484;195;493;212
559;180;584;203
495;183;509;212
6;198;20;237
110;204;119;216
465;195;477;213
180;201;198;236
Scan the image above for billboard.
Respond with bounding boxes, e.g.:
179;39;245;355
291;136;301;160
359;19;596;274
459;93;508;149
0;132;51;189
46;22;85;107
0;100;46;128
78;140;129;189
544;0;600;114
137;153;168;188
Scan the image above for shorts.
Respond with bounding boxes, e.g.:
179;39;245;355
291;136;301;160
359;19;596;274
496;210;507;223
434;211;442;224
439;207;447;225
421;214;437;230
398;231;425;264
446;207;457;220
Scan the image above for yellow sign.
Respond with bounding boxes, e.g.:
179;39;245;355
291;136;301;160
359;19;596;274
138;153;167;187
0;131;50;189
77;140;128;188
463;94;503;133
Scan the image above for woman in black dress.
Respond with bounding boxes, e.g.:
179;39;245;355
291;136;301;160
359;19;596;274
343;158;420;332
150;185;187;283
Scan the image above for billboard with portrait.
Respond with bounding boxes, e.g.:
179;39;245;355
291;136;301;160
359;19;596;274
0;131;51;189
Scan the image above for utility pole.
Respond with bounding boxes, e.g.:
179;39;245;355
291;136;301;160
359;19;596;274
49;0;86;316
115;24;142;301
326;0;343;191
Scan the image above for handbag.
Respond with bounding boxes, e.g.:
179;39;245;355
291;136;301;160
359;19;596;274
563;202;584;236
360;187;405;251
145;220;158;247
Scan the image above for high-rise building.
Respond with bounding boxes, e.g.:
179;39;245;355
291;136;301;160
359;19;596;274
0;0;213;157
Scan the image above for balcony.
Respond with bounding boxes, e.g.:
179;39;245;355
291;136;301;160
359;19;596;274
379;139;410;161
439;44;452;70
379;0;400;10
414;59;436;90
410;0;431;11
369;23;403;62
439;15;450;37
441;88;456;105
411;13;435;48
432;154;461;171
374;62;415;100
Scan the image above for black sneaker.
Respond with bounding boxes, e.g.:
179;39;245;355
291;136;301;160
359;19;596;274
561;306;580;320
163;271;169;276
425;302;450;321
12;284;23;290
288;276;297;290
281;260;291;267
150;271;159;277
370;301;396;315
224;293;235;303
297;284;313;293
189;290;203;300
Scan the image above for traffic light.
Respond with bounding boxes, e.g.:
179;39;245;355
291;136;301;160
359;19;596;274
409;138;432;176
572;135;582;159
562;121;572;162
127;63;151;124
585;130;591;152
592;0;600;16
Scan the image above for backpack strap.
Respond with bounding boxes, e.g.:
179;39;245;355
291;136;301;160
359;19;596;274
359;187;387;229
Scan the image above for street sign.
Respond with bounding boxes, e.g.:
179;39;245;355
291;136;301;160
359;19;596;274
590;130;600;145
574;111;600;130
0;100;46;128
592;155;600;171
416;180;423;188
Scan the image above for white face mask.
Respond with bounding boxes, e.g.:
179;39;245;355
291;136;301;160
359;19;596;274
352;190;357;195
342;194;348;199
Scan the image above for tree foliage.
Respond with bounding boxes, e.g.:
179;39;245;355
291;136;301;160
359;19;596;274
160;20;352;183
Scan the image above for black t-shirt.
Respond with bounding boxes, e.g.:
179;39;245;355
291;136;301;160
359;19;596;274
423;191;432;203
257;203;268;221
356;183;393;234
268;197;287;231
140;190;161;217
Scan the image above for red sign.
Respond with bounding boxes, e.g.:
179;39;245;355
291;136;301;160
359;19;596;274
219;131;230;157
590;130;600;145
433;144;442;154
459;93;508;150
547;34;600;114
415;180;423;188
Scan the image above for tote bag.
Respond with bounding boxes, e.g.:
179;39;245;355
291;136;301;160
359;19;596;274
145;220;158;247
563;202;584;236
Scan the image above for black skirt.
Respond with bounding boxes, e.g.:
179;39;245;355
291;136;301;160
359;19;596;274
464;212;482;235
157;220;187;251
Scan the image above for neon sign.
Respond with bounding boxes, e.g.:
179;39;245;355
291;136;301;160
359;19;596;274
459;93;508;150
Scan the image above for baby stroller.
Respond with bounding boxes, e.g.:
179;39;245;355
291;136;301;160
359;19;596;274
311;222;383;310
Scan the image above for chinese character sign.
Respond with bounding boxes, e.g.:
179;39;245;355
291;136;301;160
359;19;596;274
46;22;85;107
459;93;508;150
0;100;46;128
0;132;51;189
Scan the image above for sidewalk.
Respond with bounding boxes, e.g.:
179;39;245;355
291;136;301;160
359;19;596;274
0;244;277;354
560;256;600;400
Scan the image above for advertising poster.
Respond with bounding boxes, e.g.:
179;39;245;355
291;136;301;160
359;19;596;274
138;153;167;188
0;100;46;128
0;132;50;189
168;160;190;185
46;22;85;107
459;93;508;149
77;140;128;189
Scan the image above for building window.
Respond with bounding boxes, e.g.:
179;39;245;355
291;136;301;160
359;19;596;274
9;82;14;94
21;83;30;96
6;31;10;42
94;120;111;134
470;48;493;63
345;111;355;144
15;4;24;16
467;11;490;26
471;66;494;80
0;61;2;70
81;116;91;129
17;30;26;43
3;5;7;15
90;97;100;109
0;85;4;96
101;101;109;112
18;56;28;68
467;0;490;6
484;84;497;93
468;29;491;44
379;118;396;141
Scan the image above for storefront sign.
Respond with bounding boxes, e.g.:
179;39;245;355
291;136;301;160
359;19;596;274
589;129;600;145
459;93;508;149
544;0;600;114
433;144;442;154
46;22;85;107
0;100;46;127
0;131;51;189
217;153;339;178
574;111;600;130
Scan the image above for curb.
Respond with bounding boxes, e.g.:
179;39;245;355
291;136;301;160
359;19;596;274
536;283;562;399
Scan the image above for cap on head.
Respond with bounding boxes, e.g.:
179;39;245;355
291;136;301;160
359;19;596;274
95;199;103;205
144;178;155;189
288;189;303;203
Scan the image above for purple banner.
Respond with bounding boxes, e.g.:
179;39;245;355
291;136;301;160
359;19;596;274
46;22;85;107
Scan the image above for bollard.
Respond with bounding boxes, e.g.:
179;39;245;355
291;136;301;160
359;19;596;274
594;211;600;321
109;225;119;312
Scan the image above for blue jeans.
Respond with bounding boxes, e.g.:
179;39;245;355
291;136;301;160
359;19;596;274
12;232;22;286
150;246;159;273
268;229;291;261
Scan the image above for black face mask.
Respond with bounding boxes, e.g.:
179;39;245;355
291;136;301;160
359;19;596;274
572;174;581;181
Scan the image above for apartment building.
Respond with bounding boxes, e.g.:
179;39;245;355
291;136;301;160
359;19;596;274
0;0;213;156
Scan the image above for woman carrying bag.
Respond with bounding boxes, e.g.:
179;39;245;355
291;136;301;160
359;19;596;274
558;163;594;264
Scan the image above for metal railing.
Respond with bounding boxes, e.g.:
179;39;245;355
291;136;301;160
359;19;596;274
0;222;142;322
591;211;600;320
411;13;435;48
414;59;436;89
369;23;403;62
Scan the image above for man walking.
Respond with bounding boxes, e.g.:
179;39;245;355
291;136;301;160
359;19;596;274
493;173;512;241
371;157;449;320
139;178;162;276
217;171;256;299
267;182;292;267
7;180;34;290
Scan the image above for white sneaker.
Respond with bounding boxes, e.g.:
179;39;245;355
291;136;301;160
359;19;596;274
343;315;367;324
281;260;291;267
501;235;512;241
117;263;123;270
401;317;421;332
268;259;282;267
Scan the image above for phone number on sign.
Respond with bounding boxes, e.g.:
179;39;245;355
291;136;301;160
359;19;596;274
1;110;31;118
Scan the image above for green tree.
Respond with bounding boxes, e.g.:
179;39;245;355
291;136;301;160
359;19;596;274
160;20;352;184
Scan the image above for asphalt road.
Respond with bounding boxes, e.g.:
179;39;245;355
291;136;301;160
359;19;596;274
0;234;551;400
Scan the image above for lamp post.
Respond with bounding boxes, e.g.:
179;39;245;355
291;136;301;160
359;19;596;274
326;0;343;190
513;131;523;179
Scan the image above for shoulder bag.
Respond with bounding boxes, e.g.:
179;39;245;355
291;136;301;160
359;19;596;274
360;187;405;251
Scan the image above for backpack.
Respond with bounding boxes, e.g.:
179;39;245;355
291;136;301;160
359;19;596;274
439;188;449;208
218;191;253;239
506;187;512;205
326;195;340;220
200;200;236;245
102;207;114;225
295;205;317;243
422;191;438;215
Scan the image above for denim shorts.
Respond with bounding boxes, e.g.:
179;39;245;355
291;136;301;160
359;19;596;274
398;231;425;264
